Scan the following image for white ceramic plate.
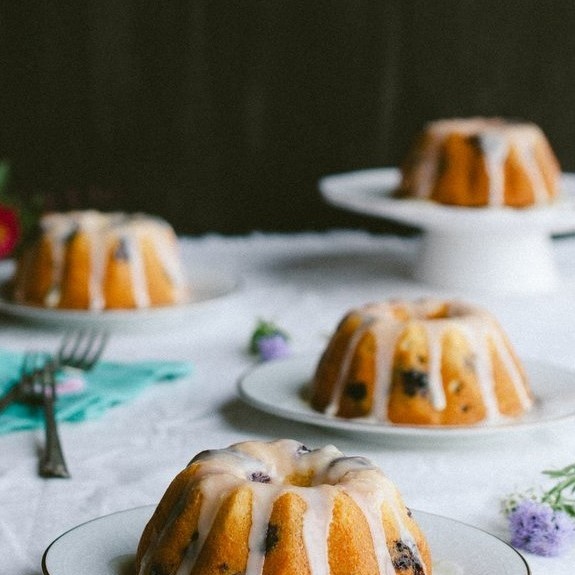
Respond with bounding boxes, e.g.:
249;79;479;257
238;355;575;444
0;268;240;331
42;505;529;575
319;167;575;235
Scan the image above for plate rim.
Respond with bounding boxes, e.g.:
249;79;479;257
319;167;575;235
42;504;529;575
237;354;575;441
41;505;153;575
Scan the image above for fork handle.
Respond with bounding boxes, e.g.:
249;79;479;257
39;389;70;479
0;382;21;413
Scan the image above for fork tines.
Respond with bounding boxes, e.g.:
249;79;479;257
57;330;109;371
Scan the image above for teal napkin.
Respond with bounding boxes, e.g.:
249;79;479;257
0;349;193;434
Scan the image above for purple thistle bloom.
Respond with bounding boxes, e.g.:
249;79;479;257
257;334;291;362
508;499;575;556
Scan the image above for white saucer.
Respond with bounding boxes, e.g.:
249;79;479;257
0;265;240;331
42;505;529;575
319;168;575;293
238;355;575;444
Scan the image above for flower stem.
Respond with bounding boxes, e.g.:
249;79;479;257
542;464;575;517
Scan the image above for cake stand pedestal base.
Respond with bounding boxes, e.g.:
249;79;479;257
414;230;559;294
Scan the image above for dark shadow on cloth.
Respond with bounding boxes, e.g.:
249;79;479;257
261;245;417;287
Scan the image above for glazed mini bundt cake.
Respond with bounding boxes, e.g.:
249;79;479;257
12;210;188;310
135;439;431;575
310;298;533;426
398;117;560;208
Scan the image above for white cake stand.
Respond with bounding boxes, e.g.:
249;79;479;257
319;168;575;294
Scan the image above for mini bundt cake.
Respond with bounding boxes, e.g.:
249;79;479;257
135;439;431;575
310;298;533;426
398;117;560;208
12;210;188;310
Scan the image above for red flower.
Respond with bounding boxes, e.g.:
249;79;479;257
0;205;21;258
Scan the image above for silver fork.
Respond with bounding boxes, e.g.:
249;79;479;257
0;330;109;478
38;330;109;477
40;330;108;477
16;352;70;478
37;359;70;478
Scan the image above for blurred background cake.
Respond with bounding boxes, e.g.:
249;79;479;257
136;439;431;575
12;210;188;310
398;117;560;208
310;298;533;426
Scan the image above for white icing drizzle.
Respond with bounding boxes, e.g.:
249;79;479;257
324;317;375;416
46;224;67;308
404;117;558;206
18;210;188;310
317;298;533;424
484;325;532;410
337;471;395;575
516;138;550;204
370;313;407;418
300;486;333;575
477;132;508;207
139;439;428;575
124;231;150;308
418;322;447;411
84;216;107;310
151;226;188;300
244;482;278;575
458;319;500;420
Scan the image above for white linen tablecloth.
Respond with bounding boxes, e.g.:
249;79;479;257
2;230;575;575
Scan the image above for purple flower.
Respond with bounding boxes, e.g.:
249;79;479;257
508;499;575;556
257;334;291;362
